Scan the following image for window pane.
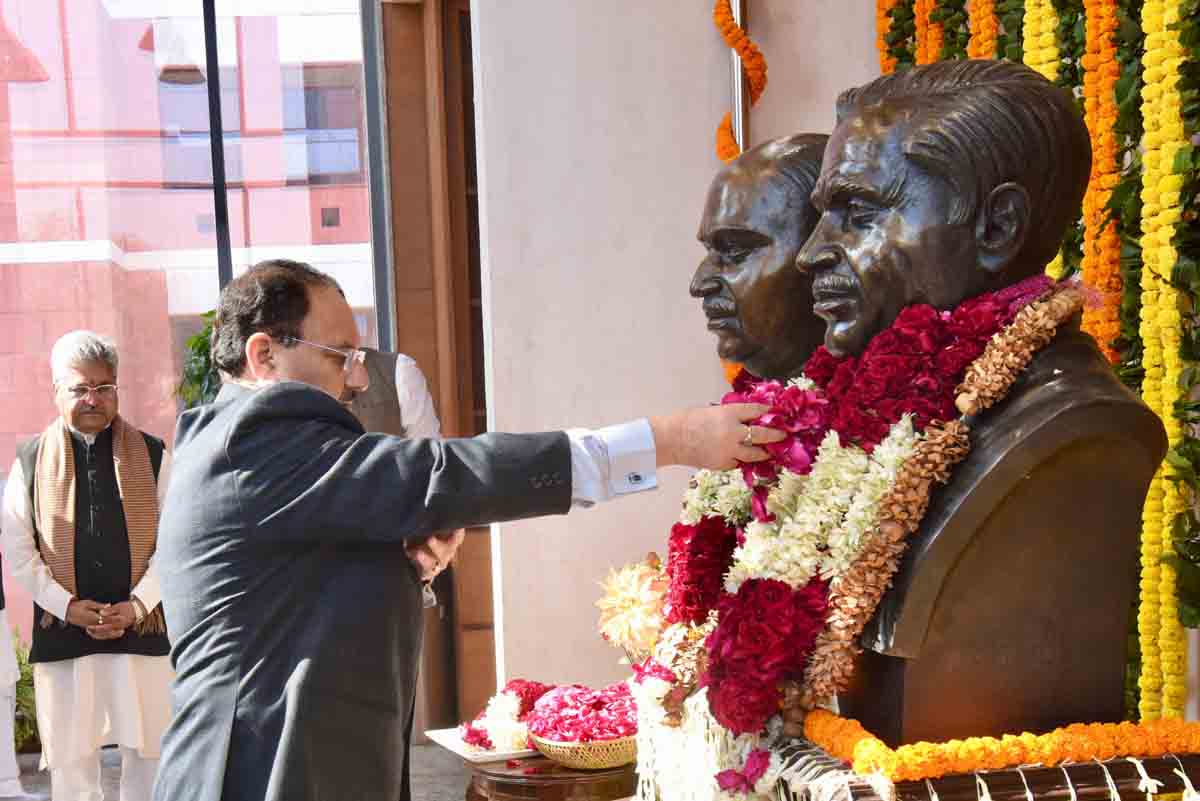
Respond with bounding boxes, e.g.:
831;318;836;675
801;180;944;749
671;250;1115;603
213;1;379;346
0;1;222;636
0;1;221;475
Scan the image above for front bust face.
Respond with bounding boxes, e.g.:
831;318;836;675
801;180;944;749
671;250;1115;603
691;163;827;379
796;109;982;357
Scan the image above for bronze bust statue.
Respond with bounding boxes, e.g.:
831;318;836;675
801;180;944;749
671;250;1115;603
692;134;830;380
795;60;1166;744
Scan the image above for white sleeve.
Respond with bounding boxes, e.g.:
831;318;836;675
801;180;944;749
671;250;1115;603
131;449;171;610
394;355;442;439
567;419;658;507
1;460;74;619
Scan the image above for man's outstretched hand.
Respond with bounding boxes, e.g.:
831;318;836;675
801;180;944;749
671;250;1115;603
650;403;783;470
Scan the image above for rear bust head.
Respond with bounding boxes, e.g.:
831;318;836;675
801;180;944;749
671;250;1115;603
692;133;830;379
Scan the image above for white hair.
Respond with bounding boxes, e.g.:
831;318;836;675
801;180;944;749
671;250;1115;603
50;330;120;384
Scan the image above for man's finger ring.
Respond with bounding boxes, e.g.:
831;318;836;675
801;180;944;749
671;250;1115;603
742;425;754;447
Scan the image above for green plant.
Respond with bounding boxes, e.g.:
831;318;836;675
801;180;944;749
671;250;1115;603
13;634;38;754
177;311;221;409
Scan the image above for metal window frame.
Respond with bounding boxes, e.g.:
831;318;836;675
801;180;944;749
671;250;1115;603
201;0;396;351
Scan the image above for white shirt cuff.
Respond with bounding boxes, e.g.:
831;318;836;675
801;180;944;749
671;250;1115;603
597;419;658;496
566;419;658;508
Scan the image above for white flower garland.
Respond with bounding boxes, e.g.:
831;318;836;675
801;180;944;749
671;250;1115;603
724;418;919;593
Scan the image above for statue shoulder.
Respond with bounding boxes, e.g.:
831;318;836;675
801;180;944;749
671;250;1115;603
863;327;1166;657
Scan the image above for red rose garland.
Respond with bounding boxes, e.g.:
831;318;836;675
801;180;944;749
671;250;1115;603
702;578;829;734
664;516;740;625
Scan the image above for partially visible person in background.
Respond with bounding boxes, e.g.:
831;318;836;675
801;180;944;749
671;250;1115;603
0;552;26;798
1;331;172;801
349;349;442;440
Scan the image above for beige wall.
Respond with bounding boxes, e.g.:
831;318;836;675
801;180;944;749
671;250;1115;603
470;1;877;691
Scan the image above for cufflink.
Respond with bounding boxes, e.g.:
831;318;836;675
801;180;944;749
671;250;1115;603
627;472;643;485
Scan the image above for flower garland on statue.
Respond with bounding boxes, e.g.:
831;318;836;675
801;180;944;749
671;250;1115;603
636;276;1084;801
805;708;1200;783
713;0;767;163
1079;0;1123;363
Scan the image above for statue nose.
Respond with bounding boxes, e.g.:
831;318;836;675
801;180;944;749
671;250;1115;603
689;261;721;297
797;246;840;275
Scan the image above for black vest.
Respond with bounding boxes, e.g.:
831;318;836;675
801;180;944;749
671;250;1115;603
17;427;171;663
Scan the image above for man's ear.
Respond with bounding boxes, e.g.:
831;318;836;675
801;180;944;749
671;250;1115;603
244;332;275;382
974;182;1030;277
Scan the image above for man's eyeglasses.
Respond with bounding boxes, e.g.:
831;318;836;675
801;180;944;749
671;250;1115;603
61;384;118;401
280;336;367;377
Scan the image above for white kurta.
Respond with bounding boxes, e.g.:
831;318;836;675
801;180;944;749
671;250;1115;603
0;448;174;769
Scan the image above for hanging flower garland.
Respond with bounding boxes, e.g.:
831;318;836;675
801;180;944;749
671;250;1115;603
713;0;767;163
1049;0;1088;279
1022;0;1060;79
805;708;1200;783
1135;0;1190;721
1078;0;1123;363
1161;2;1200;635
931;0;970;60
877;0;901;72
914;0;935;64
967;0;999;58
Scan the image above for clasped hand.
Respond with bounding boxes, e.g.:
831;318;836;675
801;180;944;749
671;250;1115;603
66;598;136;640
406;528;466;582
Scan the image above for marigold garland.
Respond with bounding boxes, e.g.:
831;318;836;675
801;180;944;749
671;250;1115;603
713;0;767;162
1135;0;1190;721
1078;0;1123;363
967;0;999;58
914;0;937;64
1022;0;1060;79
805;709;1200;782
878;0;901;72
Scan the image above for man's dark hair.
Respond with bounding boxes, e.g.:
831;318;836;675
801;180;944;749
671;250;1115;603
211;259;343;377
836;59;1091;275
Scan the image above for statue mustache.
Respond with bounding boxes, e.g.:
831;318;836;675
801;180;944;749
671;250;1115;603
812;274;858;296
702;296;737;318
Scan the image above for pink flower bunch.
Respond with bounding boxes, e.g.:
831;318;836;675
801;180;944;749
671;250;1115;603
702;578;828;735
715;748;772;793
664;516;739;625
632;658;678;685
527;682;638;742
721;380;830;521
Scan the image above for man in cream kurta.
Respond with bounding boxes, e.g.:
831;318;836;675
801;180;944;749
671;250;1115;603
1;331;173;801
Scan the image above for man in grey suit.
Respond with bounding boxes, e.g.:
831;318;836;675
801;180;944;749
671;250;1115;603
151;259;780;801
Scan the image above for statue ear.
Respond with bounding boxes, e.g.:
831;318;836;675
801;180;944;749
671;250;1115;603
974;182;1030;276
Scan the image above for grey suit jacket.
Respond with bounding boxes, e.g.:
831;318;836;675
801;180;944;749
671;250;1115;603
152;382;571;801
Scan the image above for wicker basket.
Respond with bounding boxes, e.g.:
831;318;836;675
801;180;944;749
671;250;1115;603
529;734;637;770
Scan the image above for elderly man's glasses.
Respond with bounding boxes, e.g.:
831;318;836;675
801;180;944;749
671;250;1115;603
280;336;367;377
61;384;118;400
